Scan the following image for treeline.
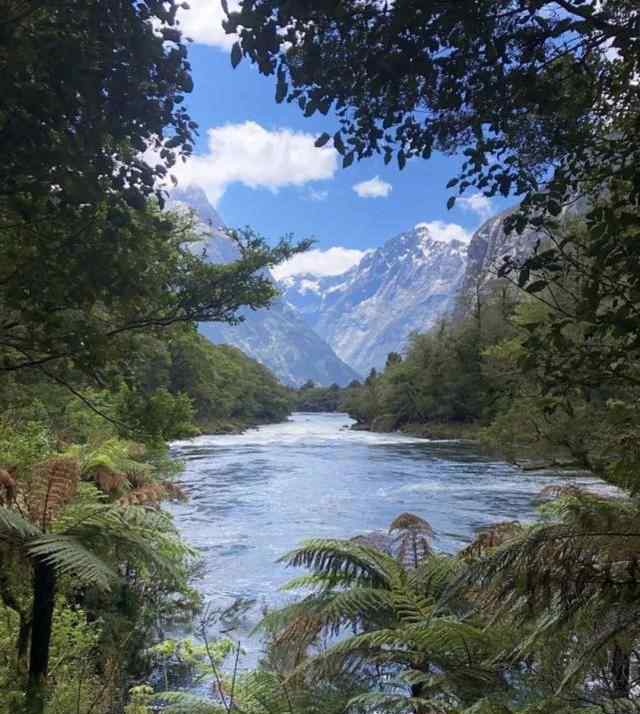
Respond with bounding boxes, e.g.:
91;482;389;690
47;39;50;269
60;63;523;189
292;379;363;413
2;327;292;444
344;232;640;484
342;289;519;434
0;3;297;713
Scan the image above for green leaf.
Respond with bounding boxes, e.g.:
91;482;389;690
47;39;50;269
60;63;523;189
29;535;118;590
315;132;331;148
275;78;287;103
447;196;456;210
0;507;40;540
230;42;242;68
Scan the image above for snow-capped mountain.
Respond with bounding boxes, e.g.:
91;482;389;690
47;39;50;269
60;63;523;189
169;187;360;387
280;223;469;374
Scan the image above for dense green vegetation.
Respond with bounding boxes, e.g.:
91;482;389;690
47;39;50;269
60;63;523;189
210;3;640;714
0;3;297;712
344;216;640;490
3;1;640;713
292;380;362;413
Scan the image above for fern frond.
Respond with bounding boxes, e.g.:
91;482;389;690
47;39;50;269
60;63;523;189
25;456;80;527
321;587;398;624
319;617;489;666
410;553;464;600
0;505;40;540
460;521;523;560
347;691;447;714
389;512;434;569
281;572;364;592
279;539;403;587
28;534;118;589
150;691;225;713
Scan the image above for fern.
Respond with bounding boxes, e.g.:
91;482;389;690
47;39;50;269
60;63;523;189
279;539;403;588
150;691;225;713
0;505;40;539
28;534;118;589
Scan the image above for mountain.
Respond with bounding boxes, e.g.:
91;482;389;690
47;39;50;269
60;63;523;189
199;302;361;388
280;223;468;374
457;209;540;302
169;187;360;387
456;199;592;316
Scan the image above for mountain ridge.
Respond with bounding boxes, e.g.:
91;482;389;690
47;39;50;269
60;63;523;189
280;223;469;374
169;186;361;387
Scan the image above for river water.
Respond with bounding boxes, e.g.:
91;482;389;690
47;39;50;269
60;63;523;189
169;412;602;664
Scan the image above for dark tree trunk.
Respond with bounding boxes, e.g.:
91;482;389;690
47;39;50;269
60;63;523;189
611;644;631;699
17;615;31;677
25;560;56;714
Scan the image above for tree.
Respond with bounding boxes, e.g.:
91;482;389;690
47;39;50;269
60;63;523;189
227;4;640;384
463;488;640;710
226;1;640;214
0;437;189;714
385;352;402;369
260;517;501;713
0;1;309;390
1;0;192;216
0;206;305;379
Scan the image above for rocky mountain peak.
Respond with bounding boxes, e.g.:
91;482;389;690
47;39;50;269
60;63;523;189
170;187;360;387
281;223;469;374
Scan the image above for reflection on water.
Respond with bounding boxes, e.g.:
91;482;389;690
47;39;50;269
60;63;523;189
169;412;604;664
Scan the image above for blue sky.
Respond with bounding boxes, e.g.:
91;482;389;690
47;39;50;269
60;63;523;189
171;1;511;277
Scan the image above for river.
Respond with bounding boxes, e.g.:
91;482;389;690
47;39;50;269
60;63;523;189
169;412;602;665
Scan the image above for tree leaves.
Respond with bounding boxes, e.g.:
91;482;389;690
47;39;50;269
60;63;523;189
315;132;331;148
231;41;242;68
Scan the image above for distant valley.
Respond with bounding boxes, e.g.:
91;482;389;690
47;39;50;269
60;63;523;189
171;186;527;385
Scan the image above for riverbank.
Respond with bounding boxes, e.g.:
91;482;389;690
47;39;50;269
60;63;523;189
199;415;289;435
351;419;592;474
352;417;482;441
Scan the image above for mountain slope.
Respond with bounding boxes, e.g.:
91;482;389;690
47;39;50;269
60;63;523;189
281;224;468;374
169;187;360;387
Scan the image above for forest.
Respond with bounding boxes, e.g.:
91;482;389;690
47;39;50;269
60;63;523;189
2;1;640;714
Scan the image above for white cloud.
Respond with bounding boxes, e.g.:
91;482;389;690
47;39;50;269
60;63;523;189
176;0;240;49
169;121;338;205
415;221;471;245
272;247;367;280
307;188;329;202
456;192;494;220
353;176;393;199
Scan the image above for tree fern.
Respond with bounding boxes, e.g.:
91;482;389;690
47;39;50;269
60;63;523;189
0;505;40;539
263;517;502;713
27;534;118;590
458;489;640;709
0;445;193;711
279;539;404;588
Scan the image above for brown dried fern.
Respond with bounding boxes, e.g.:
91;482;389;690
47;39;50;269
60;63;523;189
25;457;80;529
389;513;434;569
460;521;522;560
118;481;186;506
93;466;129;496
0;467;17;505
